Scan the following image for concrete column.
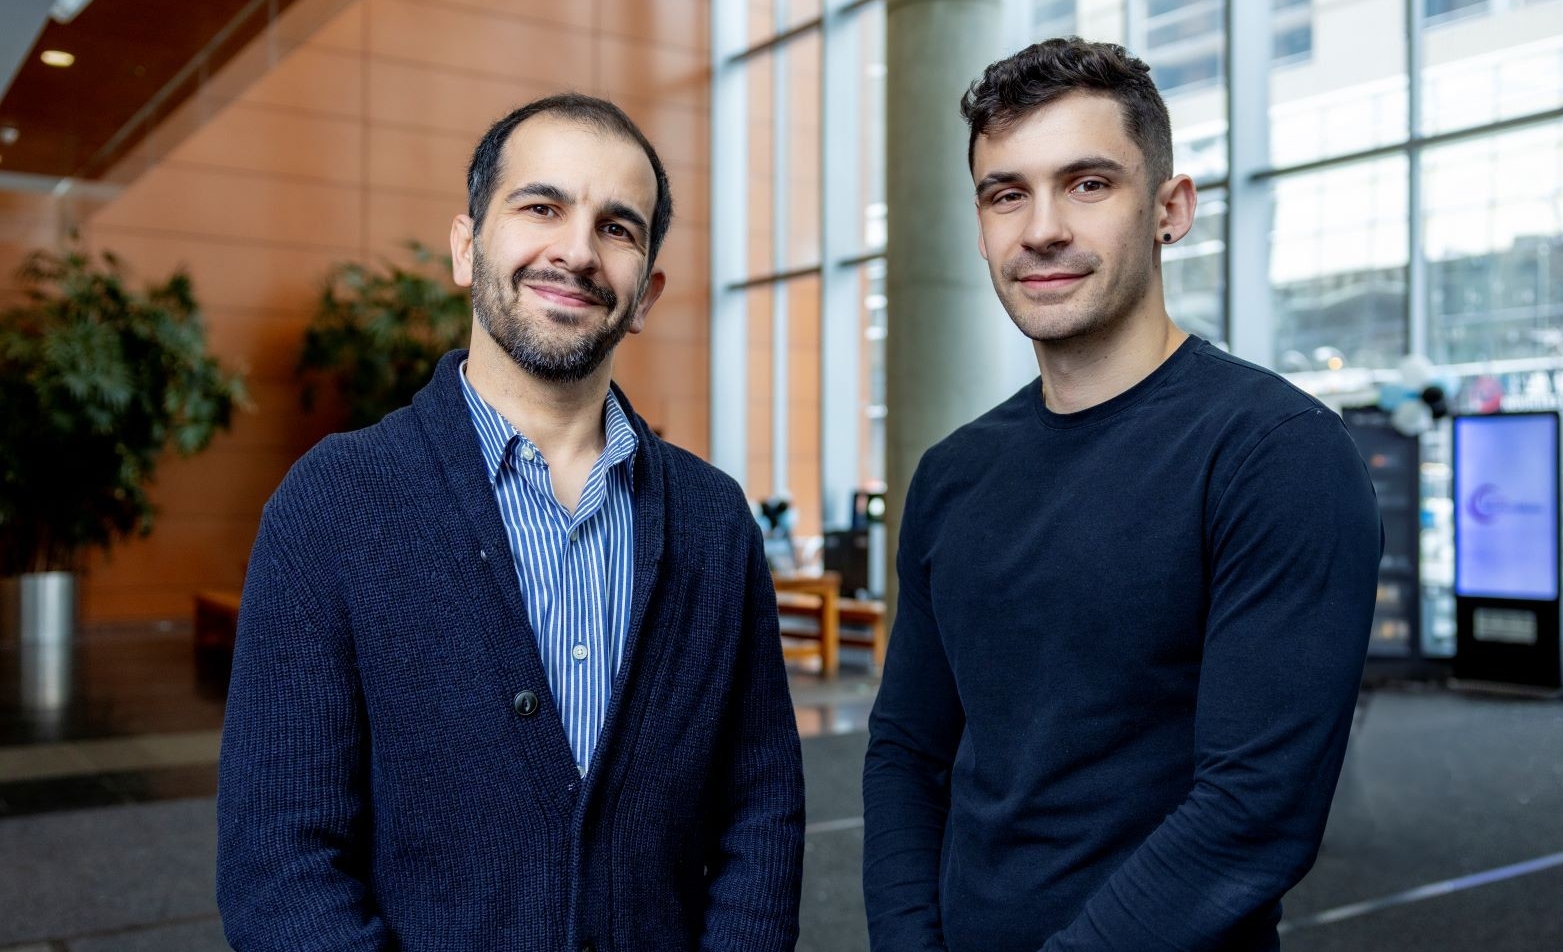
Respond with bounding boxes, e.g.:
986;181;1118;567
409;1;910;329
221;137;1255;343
884;0;1034;620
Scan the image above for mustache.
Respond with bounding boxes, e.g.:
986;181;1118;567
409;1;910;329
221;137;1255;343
510;267;618;310
1000;250;1100;281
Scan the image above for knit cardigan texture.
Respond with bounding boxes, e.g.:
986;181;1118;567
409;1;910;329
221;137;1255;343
217;351;806;952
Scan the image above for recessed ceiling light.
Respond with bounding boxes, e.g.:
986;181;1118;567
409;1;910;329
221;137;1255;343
41;50;75;68
0;126;17;146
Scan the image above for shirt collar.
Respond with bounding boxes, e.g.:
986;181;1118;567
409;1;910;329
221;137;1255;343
459;361;639;485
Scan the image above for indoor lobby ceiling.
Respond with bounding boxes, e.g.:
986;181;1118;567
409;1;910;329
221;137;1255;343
0;0;299;182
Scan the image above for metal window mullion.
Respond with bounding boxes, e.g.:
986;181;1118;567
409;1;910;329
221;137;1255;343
710;1;749;483
1226;0;1273;362
820;0;866;531
1407;0;1429;359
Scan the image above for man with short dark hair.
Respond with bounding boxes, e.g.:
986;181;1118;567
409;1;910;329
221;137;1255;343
218;93;805;952
862;39;1382;951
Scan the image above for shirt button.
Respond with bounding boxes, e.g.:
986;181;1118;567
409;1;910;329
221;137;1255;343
578;764;588;778
513;690;539;717
572;644;589;661
519;445;535;462
568;529;579;543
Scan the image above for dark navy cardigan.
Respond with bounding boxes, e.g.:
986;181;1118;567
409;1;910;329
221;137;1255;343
217;351;805;951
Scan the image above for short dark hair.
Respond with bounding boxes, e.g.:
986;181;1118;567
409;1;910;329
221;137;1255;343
960;37;1173;189
466;93;674;267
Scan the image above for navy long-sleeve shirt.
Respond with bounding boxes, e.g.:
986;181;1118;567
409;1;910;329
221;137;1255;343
863;338;1382;952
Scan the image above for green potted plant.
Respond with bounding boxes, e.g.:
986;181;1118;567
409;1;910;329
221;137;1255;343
297;242;471;431
0;249;246;643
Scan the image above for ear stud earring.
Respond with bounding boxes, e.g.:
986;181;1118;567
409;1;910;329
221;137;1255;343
1162;232;1173;243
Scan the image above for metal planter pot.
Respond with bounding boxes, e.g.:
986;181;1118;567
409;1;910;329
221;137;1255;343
2;571;77;644
2;571;77;710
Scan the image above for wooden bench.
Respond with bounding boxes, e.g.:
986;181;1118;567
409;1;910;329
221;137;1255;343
773;572;887;676
773;573;840;677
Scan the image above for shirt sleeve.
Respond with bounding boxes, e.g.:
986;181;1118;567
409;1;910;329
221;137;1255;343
216;503;392;952
862;461;965;952
1041;407;1383;951
699;519;808;952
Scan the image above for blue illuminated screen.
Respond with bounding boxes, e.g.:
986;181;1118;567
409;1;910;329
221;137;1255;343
1454;414;1559;601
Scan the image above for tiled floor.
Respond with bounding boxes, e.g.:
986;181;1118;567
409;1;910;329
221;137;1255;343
0;624;878;818
7;625;1563;951
0;622;882;952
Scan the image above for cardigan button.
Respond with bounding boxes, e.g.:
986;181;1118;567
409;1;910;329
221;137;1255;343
513;690;539;717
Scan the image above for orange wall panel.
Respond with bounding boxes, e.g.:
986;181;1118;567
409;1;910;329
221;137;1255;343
171;104;366;186
367;59;551;136
365;0;595;87
301;2;365;52
366;125;473;194
83;231;342;313
94;165;362;251
36;0;712;622
239;45;365;118
596;0;711;51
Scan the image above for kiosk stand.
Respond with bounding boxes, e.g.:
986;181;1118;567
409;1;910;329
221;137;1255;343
1451;412;1562;694
1342;406;1437;681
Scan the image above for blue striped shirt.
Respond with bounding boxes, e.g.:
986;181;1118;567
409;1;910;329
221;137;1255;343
459;365;637;775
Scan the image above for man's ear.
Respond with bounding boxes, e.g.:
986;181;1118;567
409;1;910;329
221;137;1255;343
628;268;667;336
1156;174;1198;244
976;201;990;261
450;214;476;288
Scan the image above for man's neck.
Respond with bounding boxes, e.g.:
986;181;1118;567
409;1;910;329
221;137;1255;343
1032;310;1187;415
464;326;612;465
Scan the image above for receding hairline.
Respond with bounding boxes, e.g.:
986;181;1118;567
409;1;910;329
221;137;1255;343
484;112;661;220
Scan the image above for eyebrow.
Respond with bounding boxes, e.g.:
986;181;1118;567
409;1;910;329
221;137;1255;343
503;182;570;206
974;155;1133;197
1055;155;1131;179
603;200;650;242
501;183;650;242
974;170;1025;197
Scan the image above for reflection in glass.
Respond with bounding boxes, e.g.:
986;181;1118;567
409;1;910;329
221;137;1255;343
747;0;826;48
1271;156;1409;371
859;259;888;489
1421;4;1563;137
745;48;776;278
1135;0;1228;181
1031;0;1078;37
786;32;823;269
746;285;775;502
1425;121;1563;365
860;1;887;253
1269;0;1406;168
787;275;824;538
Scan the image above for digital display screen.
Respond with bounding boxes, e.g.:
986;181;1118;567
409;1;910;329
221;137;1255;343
1454;413;1559;601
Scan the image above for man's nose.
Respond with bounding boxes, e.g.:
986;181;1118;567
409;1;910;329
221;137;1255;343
548;217;601;274
1021;196;1071;252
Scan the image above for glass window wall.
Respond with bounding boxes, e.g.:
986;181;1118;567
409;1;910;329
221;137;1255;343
715;0;1563;623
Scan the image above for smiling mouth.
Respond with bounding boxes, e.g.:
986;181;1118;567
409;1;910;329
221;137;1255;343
525;284;603;308
1018;273;1087;290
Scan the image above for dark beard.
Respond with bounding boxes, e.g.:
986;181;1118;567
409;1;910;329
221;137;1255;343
470;246;639;384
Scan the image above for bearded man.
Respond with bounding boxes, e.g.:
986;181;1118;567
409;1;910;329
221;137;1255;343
218;94;805;952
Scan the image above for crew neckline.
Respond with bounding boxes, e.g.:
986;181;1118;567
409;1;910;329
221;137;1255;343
1032;335;1204;431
